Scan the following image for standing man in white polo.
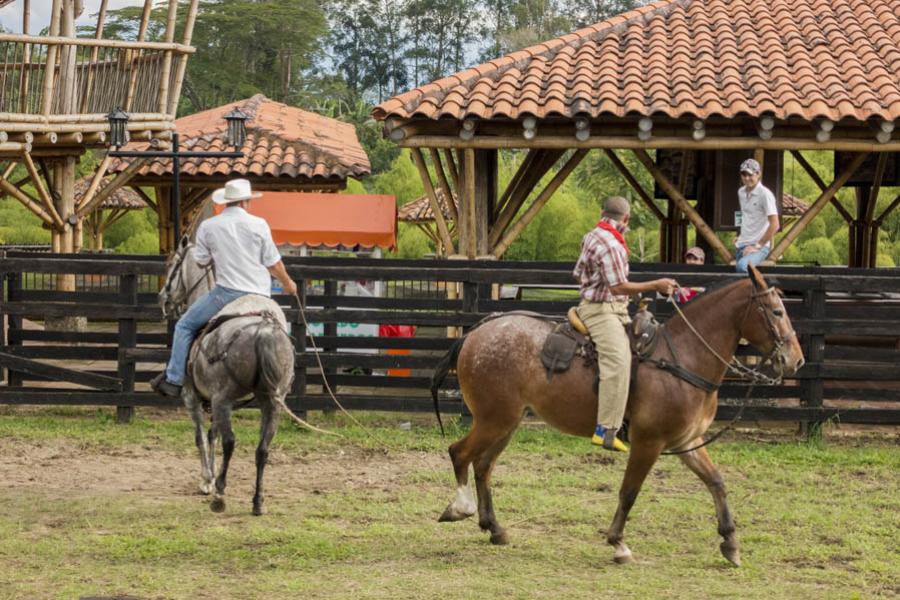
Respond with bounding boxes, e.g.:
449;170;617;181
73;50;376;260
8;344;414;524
734;158;780;273
151;178;298;398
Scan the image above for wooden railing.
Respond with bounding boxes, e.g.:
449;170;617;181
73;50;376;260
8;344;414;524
0;35;194;120
1;253;898;428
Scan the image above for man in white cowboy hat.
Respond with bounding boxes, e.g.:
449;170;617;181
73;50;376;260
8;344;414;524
151;178;298;398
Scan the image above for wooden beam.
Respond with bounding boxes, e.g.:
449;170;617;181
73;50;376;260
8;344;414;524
41;0;62;115
464;149;477;257
603;149;665;221
76;153;111;212
492;150;588;258
168;0;200;115
410;148;455;254
20;152;64;229
0;176;54;224
76;158;148;218
770;153;868;260
789;150;853;223
2;161;18;180
428;148;458;224
875;193;900;225
441;149;459;192
865;153;889;223
493;149;538;220
489;150;563;246
633;149;734;263
157;0;179;114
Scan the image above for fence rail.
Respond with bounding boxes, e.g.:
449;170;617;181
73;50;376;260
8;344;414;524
1;252;898;427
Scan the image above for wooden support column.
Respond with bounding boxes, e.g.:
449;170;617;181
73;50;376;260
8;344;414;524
157;187;174;254
473;149;497;256
489;150;564;246
463;149;477;257
410;148;455;255
493;149;588;258
429;149;458;224
770;153;867;261
633;149;734;263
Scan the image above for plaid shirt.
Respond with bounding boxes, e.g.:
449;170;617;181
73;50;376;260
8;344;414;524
573;222;629;303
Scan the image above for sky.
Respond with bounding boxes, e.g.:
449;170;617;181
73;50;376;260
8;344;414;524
0;1;145;35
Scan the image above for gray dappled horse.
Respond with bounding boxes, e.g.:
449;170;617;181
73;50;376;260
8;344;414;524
160;237;295;515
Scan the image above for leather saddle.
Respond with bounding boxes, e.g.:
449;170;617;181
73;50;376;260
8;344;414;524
539;302;662;380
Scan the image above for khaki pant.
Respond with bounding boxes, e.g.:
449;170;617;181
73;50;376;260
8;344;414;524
578;300;631;430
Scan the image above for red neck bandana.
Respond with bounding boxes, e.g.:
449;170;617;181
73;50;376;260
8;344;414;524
596;219;629;255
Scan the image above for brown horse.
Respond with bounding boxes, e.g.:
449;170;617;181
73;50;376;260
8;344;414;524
430;265;804;565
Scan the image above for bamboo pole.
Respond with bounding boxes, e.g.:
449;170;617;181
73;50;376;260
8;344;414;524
441;148;459;192
603;149;665;220
410;148;455;254
167;0;200;115
21;151;64;229
59;0;78;115
770;153;868;260
401;135;900;152
464;149;477;257
158;0;178;112
76;153;111;211
125;0;155;112
0;176;53;224
18;0;31;113
76;157;148;218
492;150;588;258
633;149;734;263
789;150;853;223
40;0;62;115
2;161;17;179
0;33;196;53
80;0;109;113
429;148;459;224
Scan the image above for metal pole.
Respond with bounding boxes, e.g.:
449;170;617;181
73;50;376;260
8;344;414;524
172;133;180;242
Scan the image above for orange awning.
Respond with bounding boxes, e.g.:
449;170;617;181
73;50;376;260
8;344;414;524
214;192;397;250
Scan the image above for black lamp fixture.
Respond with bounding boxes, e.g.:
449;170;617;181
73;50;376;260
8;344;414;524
106;107;129;148
224;107;249;148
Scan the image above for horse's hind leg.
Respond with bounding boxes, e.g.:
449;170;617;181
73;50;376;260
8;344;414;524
473;425;519;545
678;443;740;566
209;400;235;513
438;430;479;523
251;397;280;516
606;439;664;564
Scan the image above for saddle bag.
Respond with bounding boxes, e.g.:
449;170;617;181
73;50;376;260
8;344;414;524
540;322;596;381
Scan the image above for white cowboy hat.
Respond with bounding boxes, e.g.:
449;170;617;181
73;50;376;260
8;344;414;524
212;178;263;205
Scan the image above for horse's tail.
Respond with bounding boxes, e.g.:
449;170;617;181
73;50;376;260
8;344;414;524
430;334;468;437
255;321;292;396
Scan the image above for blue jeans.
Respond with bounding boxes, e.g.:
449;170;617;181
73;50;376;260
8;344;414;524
735;243;770;273
165;285;248;385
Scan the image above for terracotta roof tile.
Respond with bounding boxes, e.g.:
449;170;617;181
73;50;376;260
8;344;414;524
74;177;146;210
398;188;458;223
375;0;900;124
112;95;370;183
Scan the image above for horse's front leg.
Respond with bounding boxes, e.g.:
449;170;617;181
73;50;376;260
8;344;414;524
678;442;740;566
606;439;664;564
209;399;234;513
184;387;214;495
252;398;280;516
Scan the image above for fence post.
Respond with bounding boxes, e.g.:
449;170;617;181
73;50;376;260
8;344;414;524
0;263;6;384
459;279;480;424
117;273;137;424
6;270;22;387
321;278;338;413
289;278;307;419
800;285;825;438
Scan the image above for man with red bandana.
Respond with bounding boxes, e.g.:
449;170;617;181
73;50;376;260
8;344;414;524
573;196;678;452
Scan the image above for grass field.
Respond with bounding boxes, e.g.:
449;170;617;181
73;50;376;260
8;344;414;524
0;406;897;599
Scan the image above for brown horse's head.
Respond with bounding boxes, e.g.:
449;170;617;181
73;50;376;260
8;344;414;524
742;265;805;376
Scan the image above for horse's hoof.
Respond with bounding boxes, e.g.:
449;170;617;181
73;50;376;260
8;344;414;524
613;545;634;564
490;531;509;545
438;505;474;522
210;495;226;513
198;482;213;495
721;542;741;567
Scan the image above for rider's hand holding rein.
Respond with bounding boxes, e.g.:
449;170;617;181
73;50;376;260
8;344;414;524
268;261;298;296
609;277;678;298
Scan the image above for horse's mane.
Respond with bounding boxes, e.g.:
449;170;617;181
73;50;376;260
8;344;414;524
677;277;750;312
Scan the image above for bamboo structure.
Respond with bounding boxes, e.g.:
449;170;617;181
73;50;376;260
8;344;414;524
0;0;201;267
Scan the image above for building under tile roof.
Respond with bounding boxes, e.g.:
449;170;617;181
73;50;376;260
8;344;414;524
375;0;900;124
74;176;146;210
397;188;458;223
114;94;371;189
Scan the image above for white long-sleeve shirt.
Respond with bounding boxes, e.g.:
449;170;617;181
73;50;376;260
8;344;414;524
193;206;281;296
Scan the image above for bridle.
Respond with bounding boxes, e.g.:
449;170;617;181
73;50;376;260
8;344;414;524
668;284;797;386
162;242;214;318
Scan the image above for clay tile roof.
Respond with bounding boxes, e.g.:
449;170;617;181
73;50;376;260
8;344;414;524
397;188;458;223
74;176;146;210
112;95;370;183
374;0;900;124
781;193;810;217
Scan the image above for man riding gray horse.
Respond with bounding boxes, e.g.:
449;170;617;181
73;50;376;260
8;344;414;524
151;178;298;397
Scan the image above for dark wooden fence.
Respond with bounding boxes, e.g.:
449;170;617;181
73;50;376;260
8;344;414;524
1;251;898;427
